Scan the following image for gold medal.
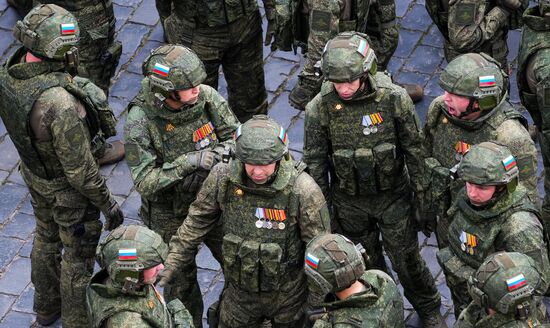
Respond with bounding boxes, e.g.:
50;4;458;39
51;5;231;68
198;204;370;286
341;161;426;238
442;117;448;124
335;104;343;110
235;188;244;197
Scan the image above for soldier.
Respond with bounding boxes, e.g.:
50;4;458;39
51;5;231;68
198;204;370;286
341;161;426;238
156;0;267;122
425;0;528;69
87;224;194;328
124;44;240;328
0;5;124;327
157;115;330;327
437;142;550;317
304;233;405;327
455;252;548;328
517;0;550;236
421;53;538;249
303;32;446;328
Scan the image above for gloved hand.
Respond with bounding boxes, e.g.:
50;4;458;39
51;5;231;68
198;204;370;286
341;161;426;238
104;199;124;231
497;0;522;11
188;150;220;171
157;266;176;287
415;207;437;238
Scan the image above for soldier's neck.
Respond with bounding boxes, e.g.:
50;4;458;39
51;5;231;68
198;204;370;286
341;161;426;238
25;52;42;63
335;281;367;300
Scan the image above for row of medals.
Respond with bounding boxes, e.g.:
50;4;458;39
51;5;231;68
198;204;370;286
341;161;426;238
362;124;384;135
460;243;475;255
195;133;217;150
255;218;286;230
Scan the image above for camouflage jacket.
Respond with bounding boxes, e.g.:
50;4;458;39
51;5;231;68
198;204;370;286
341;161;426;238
303;72;424;202
423;96;538;216
312;270;404;328
124;79;239;216
454;299;547;328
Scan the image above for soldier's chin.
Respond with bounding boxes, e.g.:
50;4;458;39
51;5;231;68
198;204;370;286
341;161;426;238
250;176;268;185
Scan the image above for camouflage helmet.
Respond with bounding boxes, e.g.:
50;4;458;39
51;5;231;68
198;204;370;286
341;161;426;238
320;32;377;83
458;142;519;187
234;115;289;165
439;53;506;111
304;233;366;295
142;44;206;102
468;252;542;314
13;4;79;60
96;225;168;293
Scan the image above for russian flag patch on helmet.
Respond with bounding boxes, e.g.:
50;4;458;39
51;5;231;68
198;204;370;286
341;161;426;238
506;274;527;291
357;39;369;56
479;75;496;87
234;125;242;140
278;127;287;143
118;248;137;261
60;23;76;35
502;155;516;171
306;253;319;269
153;63;170;77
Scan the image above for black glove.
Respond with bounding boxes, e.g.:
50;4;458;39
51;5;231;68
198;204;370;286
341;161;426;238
188;150;220;171
415;207;437;238
497;0;522;10
157;266;176;287
104;199;124;231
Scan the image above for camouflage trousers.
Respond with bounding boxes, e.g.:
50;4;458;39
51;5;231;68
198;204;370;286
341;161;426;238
21;165;102;328
332;189;441;316
139;197;223;328
164;10;267;123
218;273;307;327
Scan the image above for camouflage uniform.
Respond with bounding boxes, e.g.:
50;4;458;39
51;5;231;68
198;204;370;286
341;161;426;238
33;0;122;94
517;4;550;237
87;225;194;328
303;33;443;324
124;45;239;328
423;53;538;249
424;0;528;68
0;5;123;327
454;252;548;328
436;142;550;317
159;115;330;327
157;0;267;122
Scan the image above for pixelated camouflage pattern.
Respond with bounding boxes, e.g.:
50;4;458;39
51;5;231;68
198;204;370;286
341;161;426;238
458;142;518;186
312;270;404;328
437;187;550;316
234;115;289;164
455;300;547;328
364;0;398;70
164;159;329;326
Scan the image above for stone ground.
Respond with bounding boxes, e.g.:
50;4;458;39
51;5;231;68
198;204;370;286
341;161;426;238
0;0;544;327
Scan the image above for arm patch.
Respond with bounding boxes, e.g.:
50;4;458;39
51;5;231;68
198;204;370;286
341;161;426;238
311;10;332;32
125;143;141;166
452;3;477;25
65;124;85;148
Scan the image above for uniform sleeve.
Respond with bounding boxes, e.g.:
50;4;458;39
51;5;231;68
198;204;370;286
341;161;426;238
448;0;509;53
165;164;225;271
106;311;153;328
454;302;480;328
365;0;398;69
312;317;333;328
303;94;332;200
294;172;331;243
44;89;112;213
123;105;195;198
202;85;239;147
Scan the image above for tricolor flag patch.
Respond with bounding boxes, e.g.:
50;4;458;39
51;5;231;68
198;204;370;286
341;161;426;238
119;248;137;261
153;63;170;77
306;253;319;269
502;155;517;171
234;125;242;140
60;23;76;35
278;127;288;143
506;274;527;291
357;39;369;56
479;75;496;87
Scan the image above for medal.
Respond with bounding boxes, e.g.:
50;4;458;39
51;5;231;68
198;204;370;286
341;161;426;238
266;221;273;229
255;220;263;229
203;138;210;147
278;222;285;230
468;247;474;256
363;128;371;135
455;153;462;161
370;126;378;134
461;243;466;252
377;125;384;133
272;221;278;230
263;221;270;229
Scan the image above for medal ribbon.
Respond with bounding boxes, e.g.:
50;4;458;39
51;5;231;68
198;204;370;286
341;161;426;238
255;208;287;222
454;141;471;155
193;122;214;142
362;113;384;127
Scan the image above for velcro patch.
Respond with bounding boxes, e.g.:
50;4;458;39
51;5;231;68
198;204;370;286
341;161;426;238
125;143;141;166
65;124;85;148
453;3;477;26
311;10;332;32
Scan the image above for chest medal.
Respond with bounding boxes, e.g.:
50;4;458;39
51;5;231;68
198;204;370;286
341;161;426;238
459;231;478;256
454;141;471;161
193;122;217;150
255;208;287;230
361;112;384;135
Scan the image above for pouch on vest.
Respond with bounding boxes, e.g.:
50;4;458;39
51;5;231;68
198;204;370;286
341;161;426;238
168;298;193;328
222;233;243;286
537;82;550;119
99;41;122;93
373;143;400;191
239;240;260;292
333;149;357;195
259;242;283;292
353;148;377;195
424;157;451;214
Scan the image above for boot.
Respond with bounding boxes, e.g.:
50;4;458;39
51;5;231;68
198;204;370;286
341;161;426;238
420;310;448;328
34;311;61;326
98;140;125;166
289;77;321;110
401;83;424;103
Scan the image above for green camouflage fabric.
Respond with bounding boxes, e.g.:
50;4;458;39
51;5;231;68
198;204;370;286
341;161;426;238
234;114;289;164
363;0;398;70
124;79;239;328
517;7;550;239
311;271;404;328
34;0;122;94
0;49;116;328
303;72;441;317
7;0;33;16
424;0;528;68
164;156;330;327
437;186;550;317
454;301;548;328
159;0;267;122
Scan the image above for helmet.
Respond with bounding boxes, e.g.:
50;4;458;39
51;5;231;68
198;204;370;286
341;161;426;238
468;252;542;314
458;142;519;188
304;233;366;294
13;4;79;60
320;32;377;83
234;115;289;165
96;225;168;293
540;0;550;16
439;53;505;111
142;44;207;105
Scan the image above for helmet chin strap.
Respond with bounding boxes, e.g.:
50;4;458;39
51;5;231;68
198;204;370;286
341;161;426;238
458;98;479;119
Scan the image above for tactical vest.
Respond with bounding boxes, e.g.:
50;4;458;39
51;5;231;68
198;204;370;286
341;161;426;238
87;270;173;328
445;189;540;269
218;159;305;293
517;8;550;114
172;0;258;27
320;73;408;196
321;270;404;327
0;48;110;180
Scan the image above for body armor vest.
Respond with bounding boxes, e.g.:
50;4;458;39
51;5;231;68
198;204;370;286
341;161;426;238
218;159;305;293
0;48;107;180
173;0;258;27
517;8;550;114
321;271;404;327
320;73;408;196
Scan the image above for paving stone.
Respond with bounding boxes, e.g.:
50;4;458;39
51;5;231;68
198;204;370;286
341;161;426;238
400;4;433;32
113;0;142;7
0;310;34;327
0;257;31;295
396;0;412;18
387;57;404;75
508;67;520;104
121;190;141;220
0;293;15;320
394;29;423;59
0;183;28;225
272;49;302;62
0;0;8;11
12;285;33;313
217;73;229;99
0;137;20;171
7;167;25;186
113;4;133;32
420;245;441;278
0;29;14;57
422;25;445;48
149;23;165;42
0;45;16;64
106;161;133;197
415;96;435;123
114;114;127;142
0;7;18;30
202;273;224;319
18;239;32;258
127;40;162;75
268;91;300;129
18;196;32;215
110;71;143;99
197;268;219;294
130;0;159;25
0;237;23;270
507;29;521;63
0;213;35;240
263;57;297;92
394;71;431;88
404;45;443;75
118;23;151;59
0;120;6;137
283;69;299;92
196;244;221;271
423;72;442;97
108;96;129;119
0;170;9;185
287;114;305;152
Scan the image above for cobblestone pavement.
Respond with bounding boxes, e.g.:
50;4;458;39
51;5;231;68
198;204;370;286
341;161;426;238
0;0;543;327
